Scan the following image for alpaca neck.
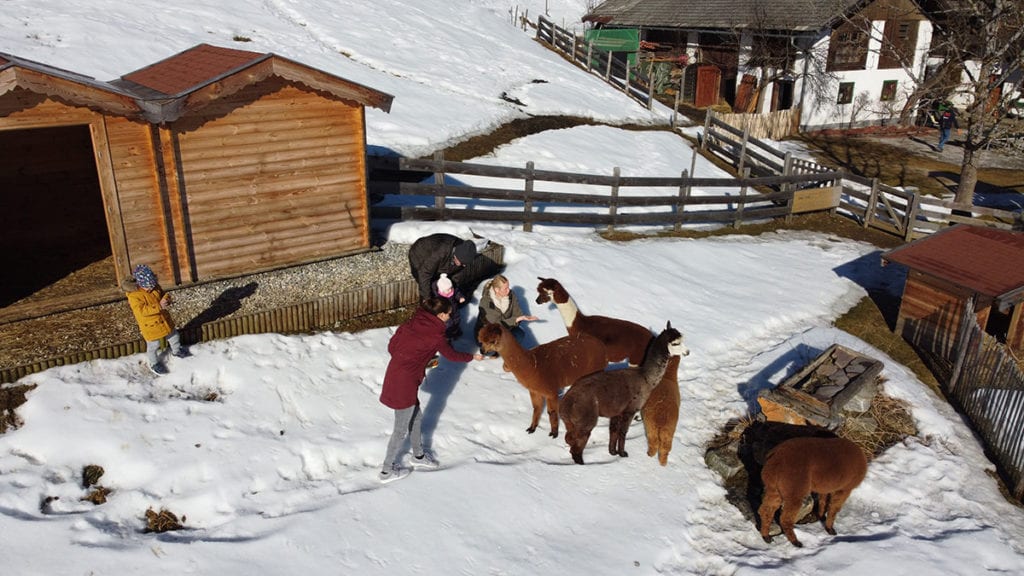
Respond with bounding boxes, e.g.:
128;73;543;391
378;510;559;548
499;332;541;383
555;296;580;331
640;347;673;390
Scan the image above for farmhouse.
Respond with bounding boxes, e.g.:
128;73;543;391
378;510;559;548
0;44;393;321
583;0;934;131
882;225;1024;357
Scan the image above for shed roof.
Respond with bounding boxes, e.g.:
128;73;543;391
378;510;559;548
882;225;1024;305
1;43;393;123
584;0;866;32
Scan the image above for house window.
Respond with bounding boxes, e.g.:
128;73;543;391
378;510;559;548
827;20;870;71
878;20;919;70
837;82;855;104
880;80;898;101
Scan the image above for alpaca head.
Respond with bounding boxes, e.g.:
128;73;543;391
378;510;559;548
659;321;689;358
477;323;504;354
535;277;568;305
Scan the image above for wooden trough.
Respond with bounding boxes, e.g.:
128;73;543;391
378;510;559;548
757;344;884;429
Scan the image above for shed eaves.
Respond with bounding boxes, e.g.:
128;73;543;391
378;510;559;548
882;225;1024;300
585;0;864;31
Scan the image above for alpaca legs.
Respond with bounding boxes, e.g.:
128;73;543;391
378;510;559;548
758;489;783;544
546;397;560;438
526;391;545;434
777;492;807;547
822;489;852;535
565;426;592;465
608;414;631;457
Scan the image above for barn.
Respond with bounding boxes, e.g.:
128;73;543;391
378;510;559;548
0;44;393;321
882;225;1024;357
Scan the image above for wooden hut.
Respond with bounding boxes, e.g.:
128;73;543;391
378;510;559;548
0;44;392;320
882;225;1024;357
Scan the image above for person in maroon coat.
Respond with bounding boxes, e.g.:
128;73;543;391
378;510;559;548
379;297;484;482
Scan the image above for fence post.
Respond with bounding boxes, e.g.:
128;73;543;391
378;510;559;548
524;161;535;233
605;51;613;80
904;188;920;242
586;41;593;73
675;169;690;231
607;166;620;233
433;151;446;215
702;110;712;151
947;295;977;395
783;152;794;223
672;72;682;128
737;125;750;175
625;59;632;98
647;62;655;110
864;177;880;229
571;33;577;63
734;167;750;229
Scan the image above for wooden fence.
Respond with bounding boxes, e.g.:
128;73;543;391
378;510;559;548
702;111;1023;240
375;152;843;232
535;14;653;110
903;297;1024;500
711;108;802;140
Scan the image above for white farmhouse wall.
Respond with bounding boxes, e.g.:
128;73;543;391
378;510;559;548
796;19;933;131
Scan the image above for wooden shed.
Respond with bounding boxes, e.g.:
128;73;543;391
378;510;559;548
882;225;1024;356
0;44;392;319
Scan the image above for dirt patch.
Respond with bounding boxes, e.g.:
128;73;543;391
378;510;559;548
797;129;1024;200
1;383;36;433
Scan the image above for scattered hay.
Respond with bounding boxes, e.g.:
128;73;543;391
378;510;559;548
82;464;105;487
145;507;185;533
81;486;111;505
1;383;36;434
838;391;917;458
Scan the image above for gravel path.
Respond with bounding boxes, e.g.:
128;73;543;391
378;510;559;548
1;243;413;370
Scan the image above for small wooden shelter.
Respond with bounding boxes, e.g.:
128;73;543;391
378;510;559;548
882;225;1024;356
0;44;392;317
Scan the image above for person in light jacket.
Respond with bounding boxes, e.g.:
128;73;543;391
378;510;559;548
378;297;484;482
473;274;536;354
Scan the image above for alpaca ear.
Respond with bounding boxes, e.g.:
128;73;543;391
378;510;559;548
666;320;672;330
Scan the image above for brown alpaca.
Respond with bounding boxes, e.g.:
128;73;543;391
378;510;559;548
641;354;680;466
758;436;868;547
477;323;607;437
535;277;652;365
559;322;689;464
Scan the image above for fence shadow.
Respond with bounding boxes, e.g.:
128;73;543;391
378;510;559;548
181;282;258;337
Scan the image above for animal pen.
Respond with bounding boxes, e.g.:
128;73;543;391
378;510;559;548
0;44;393;322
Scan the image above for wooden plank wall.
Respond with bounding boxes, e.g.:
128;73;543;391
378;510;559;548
173;79;370;280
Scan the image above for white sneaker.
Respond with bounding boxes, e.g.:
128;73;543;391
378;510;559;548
410;452;440;469
378;467;410;484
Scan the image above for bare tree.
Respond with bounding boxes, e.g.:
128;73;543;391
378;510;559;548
926;0;1024;207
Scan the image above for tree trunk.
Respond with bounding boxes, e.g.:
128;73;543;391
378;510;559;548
953;147;979;209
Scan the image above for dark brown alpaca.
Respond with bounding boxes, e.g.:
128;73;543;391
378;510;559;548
559;322;689;464
641;354;680;466
758;436;868;547
477;323;607;437
535;277;653;365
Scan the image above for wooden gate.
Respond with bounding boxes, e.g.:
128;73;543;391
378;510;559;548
695;65;721;108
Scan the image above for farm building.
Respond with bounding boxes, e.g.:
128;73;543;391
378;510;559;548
882;225;1024;357
583;0;933;131
0;44;393;321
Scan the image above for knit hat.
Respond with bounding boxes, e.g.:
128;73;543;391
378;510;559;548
436;273;454;298
132;264;158;290
454;239;476;265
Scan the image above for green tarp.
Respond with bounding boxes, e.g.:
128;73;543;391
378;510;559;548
583;28;639;66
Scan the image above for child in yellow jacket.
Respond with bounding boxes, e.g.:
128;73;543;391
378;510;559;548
126;264;190;375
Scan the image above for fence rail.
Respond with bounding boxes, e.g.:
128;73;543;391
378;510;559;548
702;111;1023;239
535;14;653;109
378;152;842;232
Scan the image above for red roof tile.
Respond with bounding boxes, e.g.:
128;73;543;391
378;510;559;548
121;43;264;96
883;225;1024;298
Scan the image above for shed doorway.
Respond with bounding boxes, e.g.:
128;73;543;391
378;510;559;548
0;125;114;311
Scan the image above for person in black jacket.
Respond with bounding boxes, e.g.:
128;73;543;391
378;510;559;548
936;102;960;152
407;233;477;301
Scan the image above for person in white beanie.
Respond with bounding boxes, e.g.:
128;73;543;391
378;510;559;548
432;273;465;339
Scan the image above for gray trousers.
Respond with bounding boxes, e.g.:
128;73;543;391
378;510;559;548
382;404;423;472
146;330;182;366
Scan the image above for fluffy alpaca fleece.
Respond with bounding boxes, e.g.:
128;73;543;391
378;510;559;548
477;323;607;437
559;322;688;464
535;277;652;365
758;436;868;547
641;354;680;466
